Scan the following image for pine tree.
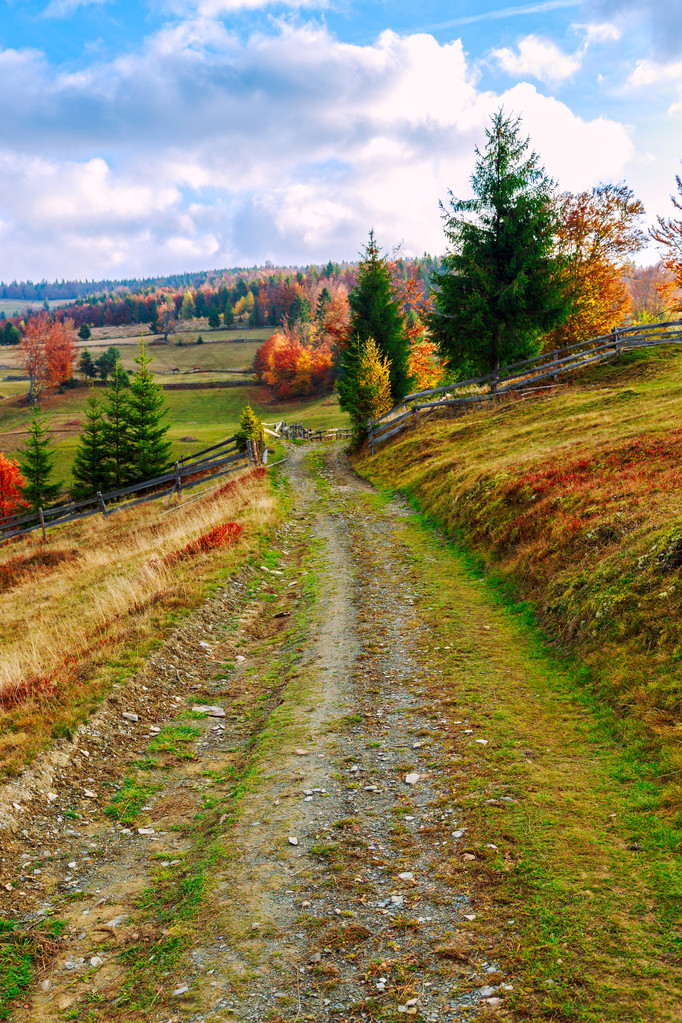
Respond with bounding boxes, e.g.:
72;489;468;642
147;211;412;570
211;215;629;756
71;389;110;499
101;360;132;488
339;231;411;405
125;338;171;483
427;109;570;377
19;407;63;511
208;306;221;329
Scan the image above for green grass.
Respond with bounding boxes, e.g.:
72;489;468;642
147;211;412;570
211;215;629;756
342;478;682;1021
0;335;348;485
358;344;682;749
0;918;66;1018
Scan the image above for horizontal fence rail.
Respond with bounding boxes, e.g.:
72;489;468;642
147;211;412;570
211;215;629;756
266;421;352;442
367;320;682;453
0;432;266;543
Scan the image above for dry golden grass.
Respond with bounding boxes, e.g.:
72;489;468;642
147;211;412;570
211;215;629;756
0;467;278;773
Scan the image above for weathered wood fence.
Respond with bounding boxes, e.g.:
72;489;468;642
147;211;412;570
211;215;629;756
0;433;265;543
368;320;682;453
268;421;352;442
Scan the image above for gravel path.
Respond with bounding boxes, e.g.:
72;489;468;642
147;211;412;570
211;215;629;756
0;444;511;1021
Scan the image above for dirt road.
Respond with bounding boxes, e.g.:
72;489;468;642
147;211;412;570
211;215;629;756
0;445;518;1021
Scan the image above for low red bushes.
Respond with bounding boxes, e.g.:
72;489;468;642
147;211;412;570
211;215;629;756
163;521;243;565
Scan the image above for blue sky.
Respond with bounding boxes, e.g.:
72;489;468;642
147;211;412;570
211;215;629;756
0;0;680;280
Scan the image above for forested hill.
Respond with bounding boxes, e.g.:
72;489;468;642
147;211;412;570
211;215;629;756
0;255;440;304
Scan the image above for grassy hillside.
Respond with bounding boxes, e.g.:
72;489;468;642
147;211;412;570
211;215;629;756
0;465;278;776
0;329;348;485
357;344;682;778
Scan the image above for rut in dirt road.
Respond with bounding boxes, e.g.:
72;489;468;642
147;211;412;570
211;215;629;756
209;446;506;1022
2;445;509;1023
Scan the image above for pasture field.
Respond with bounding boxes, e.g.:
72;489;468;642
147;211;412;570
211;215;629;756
0;298;76;317
0;366;347;486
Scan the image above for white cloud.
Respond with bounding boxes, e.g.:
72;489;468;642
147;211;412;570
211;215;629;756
491;35;582;84
43;0;108;18
576;21;621;44
0;21;641;279
627;59;682;88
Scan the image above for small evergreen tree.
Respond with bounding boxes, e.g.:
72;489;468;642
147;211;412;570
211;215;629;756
234;404;262;452
18;407;63;511
427;109;571;376
95;346;119;382
71;389;110;499
79;348;97;380
125;338;172;483
223;304;235;327
208;306;221;329
340;231;411;405
101;360;132;488
78;323;91;341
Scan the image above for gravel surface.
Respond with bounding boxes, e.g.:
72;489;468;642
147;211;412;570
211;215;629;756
0;444;510;1021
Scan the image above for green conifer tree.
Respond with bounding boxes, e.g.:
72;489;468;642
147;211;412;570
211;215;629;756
339;231;411;407
18;407;63;511
101;360;132;488
125;338;172;483
427;109;571;376
71;389;110;499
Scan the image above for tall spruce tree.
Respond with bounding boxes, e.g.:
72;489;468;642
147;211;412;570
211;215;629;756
71;389;110;499
101;360;132;488
19;406;63;511
125;338;171;483
427;110;571;377
338;231;411;407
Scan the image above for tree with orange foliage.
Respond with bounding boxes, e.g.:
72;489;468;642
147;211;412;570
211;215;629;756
395;265;443;392
542;183;645;349
0;454;28;521
650;172;682;311
20;315;77;402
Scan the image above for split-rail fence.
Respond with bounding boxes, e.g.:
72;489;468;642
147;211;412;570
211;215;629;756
367;320;682;453
0;433;266;543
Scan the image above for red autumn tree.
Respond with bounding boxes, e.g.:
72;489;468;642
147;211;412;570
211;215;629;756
395;265;443;392
20;315;77;401
0;454;28;520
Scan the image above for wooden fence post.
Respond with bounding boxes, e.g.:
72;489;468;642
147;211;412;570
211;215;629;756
413;402;420;426
553;351;559;383
39;507;47;542
490;368;500;396
614;327;622;356
246;438;255;466
368;419;375;455
96;491;108;517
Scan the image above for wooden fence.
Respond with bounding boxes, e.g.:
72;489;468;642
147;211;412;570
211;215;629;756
267;420;352;442
0;433;263;543
368;320;682;453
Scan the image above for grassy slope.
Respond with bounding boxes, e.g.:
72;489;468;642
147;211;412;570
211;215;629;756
356;348;682;1020
357;343;682;787
0;331;348;483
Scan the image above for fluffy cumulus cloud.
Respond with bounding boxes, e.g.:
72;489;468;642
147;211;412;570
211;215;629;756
0;19;637;279
491;34;582;83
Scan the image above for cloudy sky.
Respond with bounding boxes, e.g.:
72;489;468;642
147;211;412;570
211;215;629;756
0;0;680;281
